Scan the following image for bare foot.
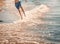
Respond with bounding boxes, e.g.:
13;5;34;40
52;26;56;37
20;16;23;20
24;12;26;17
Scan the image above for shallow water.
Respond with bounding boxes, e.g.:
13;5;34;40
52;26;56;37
0;0;60;44
22;0;60;44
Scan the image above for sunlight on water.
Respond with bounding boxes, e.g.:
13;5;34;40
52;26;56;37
22;0;60;44
0;0;60;44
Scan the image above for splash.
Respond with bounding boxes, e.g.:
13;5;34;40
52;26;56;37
14;4;50;23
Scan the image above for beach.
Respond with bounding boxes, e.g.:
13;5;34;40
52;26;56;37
0;0;50;44
0;0;60;44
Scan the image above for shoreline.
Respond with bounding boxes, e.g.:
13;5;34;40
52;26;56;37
0;4;51;44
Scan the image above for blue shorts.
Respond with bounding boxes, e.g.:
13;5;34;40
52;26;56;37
15;1;21;9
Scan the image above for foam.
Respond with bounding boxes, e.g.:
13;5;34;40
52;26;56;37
14;4;50;23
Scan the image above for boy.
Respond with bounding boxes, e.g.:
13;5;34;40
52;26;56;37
15;0;25;19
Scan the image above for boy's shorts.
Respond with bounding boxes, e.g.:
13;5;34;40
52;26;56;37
15;1;21;9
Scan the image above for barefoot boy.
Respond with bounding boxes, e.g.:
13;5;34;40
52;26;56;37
15;0;25;19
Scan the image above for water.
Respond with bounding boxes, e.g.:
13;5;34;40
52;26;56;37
22;0;60;44
0;0;60;44
0;0;20;23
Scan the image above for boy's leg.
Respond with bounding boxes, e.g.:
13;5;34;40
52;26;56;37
21;6;26;16
18;9;23;19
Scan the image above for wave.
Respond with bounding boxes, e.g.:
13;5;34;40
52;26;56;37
14;4;50;23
